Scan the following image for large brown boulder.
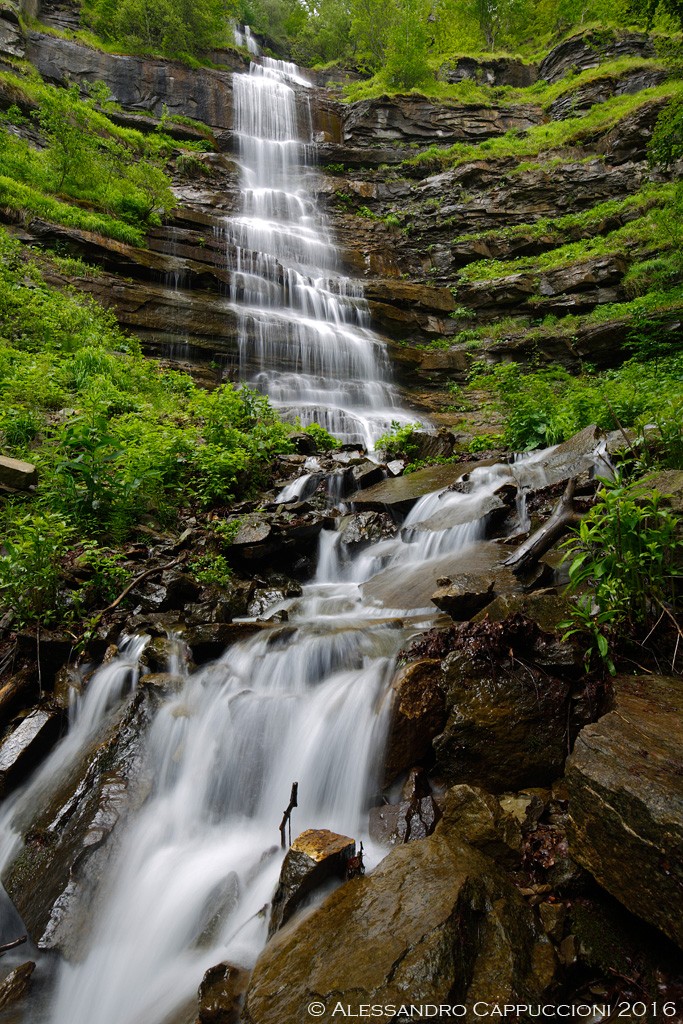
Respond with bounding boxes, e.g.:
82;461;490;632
383;658;446;783
566;674;683;950
433;619;574;791
242;825;555;1023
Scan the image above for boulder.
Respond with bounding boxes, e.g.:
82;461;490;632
350;461;485;515
268;829;355;938
434;618;574;791
2;687;156;957
0;705;63;798
442;785;522;865
383;659;446;783
198;962;250;1024
242;826;556;1023
336;510;396;547
440;54;537;88
0;455;37;490
431;558;521;620
0;961;35;1012
565;674;683;950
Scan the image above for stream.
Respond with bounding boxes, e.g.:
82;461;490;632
0;41;596;1024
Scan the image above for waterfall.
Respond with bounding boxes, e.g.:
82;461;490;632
225;40;413;448
0;40;554;1024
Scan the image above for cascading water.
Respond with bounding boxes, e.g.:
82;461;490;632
0;36;609;1024
225;38;413;448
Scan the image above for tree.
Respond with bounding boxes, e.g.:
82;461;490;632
628;0;683;27
384;0;433;88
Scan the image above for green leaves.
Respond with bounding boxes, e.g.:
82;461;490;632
561;477;683;672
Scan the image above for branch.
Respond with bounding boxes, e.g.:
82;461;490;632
504;478;581;576
279;782;298;849
85;558;181;634
0;936;27;957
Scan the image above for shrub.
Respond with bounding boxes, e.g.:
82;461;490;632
0;511;72;624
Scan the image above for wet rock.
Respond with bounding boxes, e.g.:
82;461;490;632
434;621;573;791
288;432;318;455
0;455;37;490
0;705;63;798
268;829;356;938
631;468;683;517
430;559;524;620
566;674;683;950
181;622;265;664
243;826;556;1023
349;458;384;491
351;461;476;515
2;687;157;957
538;902;567;943
472;591;572;638
336;510;397;547
52;664;84;711
0;961;35;1012
442;784;522;864
198;962;250;1024
407;428;457;463
369;793;442;846
247;575;302;618
383;659;446;784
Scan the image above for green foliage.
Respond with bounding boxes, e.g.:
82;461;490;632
375;419;422;458
76;542;131;604
562;478;683;672
0;511;72;624
649;92;683;166
0;226;294;600
469;352;683;450
302;422;341;451
0;72;178;243
80;0;231;56
189;553;234;587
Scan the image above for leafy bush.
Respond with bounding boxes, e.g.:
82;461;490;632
189;554;233;587
0;511;72;624
375;420;422;459
562;478;683;672
302;422;340;451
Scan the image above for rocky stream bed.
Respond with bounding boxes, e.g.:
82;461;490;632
0;5;682;1023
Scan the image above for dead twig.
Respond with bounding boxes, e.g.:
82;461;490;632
0;936;27;957
279;782;298;849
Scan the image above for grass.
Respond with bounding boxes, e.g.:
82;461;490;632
404;82;681;171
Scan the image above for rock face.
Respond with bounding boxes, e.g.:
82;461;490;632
268;829;356;938
434;617;577;791
27;31;244;131
342;95;543;148
2;687;156;957
566;675;683;950
242;825;555;1023
0;961;36;1012
440;54;537;87
538;28;655;84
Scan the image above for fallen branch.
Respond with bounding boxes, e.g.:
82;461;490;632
0;935;27;957
85;558;181;634
279;782;298;849
504;478;581;576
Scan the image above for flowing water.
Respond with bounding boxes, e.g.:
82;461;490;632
0;39;606;1024
225;39;413;448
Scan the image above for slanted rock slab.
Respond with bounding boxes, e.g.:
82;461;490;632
566;674;683;950
243;826;555;1023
